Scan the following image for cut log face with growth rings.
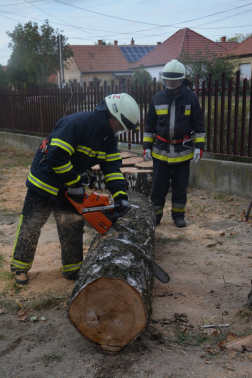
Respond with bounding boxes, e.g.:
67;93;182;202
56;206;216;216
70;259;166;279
67;192;155;354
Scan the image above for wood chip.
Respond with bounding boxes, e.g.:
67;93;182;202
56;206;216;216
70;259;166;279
224;334;252;351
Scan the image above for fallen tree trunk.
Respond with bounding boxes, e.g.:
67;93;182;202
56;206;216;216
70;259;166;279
68;192;155;354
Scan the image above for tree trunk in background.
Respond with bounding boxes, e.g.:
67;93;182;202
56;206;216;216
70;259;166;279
68;192;155;354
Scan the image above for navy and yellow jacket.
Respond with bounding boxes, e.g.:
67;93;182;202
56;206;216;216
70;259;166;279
26;100;127;202
143;85;205;164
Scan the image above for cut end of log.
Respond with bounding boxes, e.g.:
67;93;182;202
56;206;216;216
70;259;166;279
121;157;144;166
68;277;147;354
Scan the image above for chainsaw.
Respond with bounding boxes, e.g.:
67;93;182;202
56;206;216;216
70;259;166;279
65;190;120;235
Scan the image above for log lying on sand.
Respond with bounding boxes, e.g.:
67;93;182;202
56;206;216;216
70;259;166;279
68;192;155;354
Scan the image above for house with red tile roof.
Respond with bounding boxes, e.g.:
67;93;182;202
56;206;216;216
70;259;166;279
129;29;238;81
223;35;252;80
62;39;157;87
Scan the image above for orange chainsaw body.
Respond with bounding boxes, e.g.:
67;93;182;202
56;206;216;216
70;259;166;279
65;192;112;234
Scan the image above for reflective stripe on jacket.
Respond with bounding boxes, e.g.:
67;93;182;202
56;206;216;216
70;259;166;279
143;85;205;164
26;101;127;202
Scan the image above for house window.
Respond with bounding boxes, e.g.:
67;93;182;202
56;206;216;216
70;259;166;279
240;63;251;80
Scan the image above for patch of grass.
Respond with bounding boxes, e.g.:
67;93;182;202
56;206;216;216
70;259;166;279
236;308;252;320
171;327;209;346
239;326;252;337
0;253;4;268
0;209;21;216
2;298;22;312
198;268;214;276
226;235;236;239
39;352;65;367
31;292;66;310
212;193;226;200
157;235;187;244
0;146;33;169
0;333;7;340
0;271;14;281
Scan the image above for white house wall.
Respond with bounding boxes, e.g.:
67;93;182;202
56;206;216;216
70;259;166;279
132;65;165;81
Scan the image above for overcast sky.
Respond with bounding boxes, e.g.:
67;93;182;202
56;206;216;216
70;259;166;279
1;0;252;66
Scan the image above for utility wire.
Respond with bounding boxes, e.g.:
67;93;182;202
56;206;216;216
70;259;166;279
194;8;252;27
0;0;42;5
53;0;252;27
24;0;98;36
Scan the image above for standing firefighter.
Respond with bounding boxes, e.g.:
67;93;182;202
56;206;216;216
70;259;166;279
11;93;139;285
143;60;205;227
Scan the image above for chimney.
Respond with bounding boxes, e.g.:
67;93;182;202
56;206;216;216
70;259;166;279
114;40;118;46
157;42;161;45
98;40;102;45
131;37;135;46
221;36;226;43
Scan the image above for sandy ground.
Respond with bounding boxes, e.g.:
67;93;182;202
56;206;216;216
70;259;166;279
0;145;252;378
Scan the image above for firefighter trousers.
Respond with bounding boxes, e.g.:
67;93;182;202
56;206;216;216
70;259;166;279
11;188;84;277
150;158;190;222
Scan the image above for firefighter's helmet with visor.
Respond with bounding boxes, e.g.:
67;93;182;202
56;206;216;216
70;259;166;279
105;93;139;132
162;60;186;81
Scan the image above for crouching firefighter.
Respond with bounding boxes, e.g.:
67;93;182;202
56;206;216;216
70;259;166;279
143;60;205;228
11;93;139;285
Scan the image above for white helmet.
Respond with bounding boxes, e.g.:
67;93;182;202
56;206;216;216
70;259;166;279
161;60;186;81
105;93;139;132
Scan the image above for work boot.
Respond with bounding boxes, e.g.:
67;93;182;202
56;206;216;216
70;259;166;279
173;218;186;228
156;214;162;226
15;271;29;285
62;270;80;280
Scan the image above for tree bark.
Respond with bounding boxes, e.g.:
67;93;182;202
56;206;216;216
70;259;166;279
68;192;155;354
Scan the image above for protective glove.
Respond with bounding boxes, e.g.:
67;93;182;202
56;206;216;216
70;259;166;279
143;149;152;161
113;198;131;218
193;148;203;164
67;174;89;198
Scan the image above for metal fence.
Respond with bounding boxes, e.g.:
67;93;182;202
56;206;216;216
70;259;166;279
0;71;252;158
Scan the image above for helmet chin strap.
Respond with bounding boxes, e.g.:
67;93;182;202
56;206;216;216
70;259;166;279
165;83;182;91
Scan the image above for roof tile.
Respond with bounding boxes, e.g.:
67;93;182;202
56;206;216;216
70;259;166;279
130;28;227;69
223;35;252;57
70;45;131;72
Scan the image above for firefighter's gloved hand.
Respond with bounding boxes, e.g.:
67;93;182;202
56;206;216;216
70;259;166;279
143;149;152;161
193;148;203;164
67;176;88;198
113;198;131;218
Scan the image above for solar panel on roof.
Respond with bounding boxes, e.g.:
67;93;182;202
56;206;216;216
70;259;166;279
119;45;156;62
120;47;127;53
127;56;135;62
